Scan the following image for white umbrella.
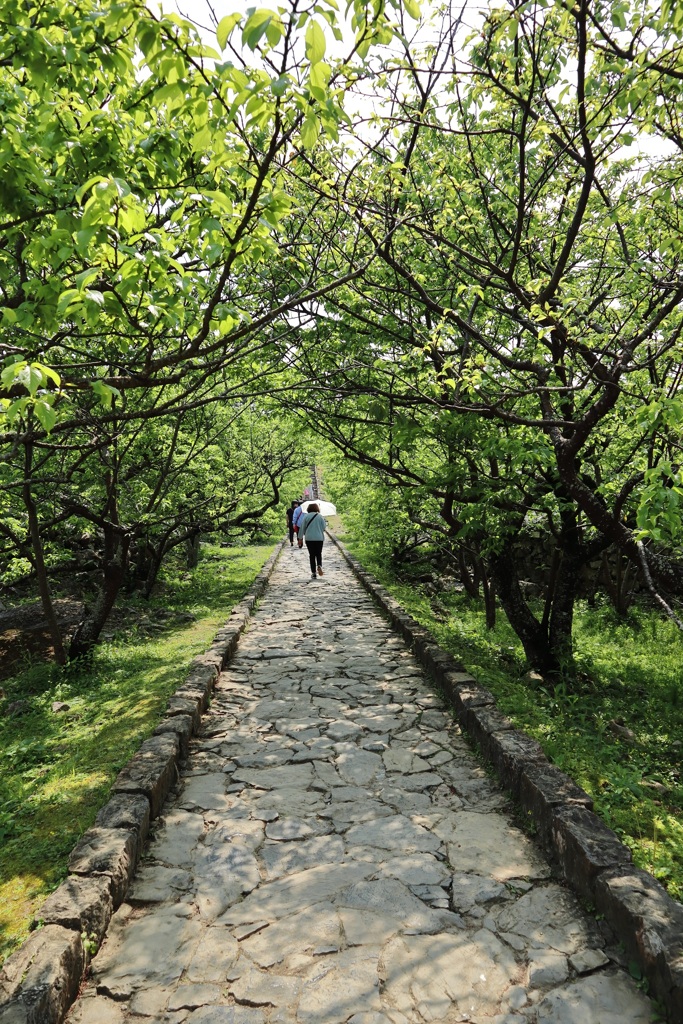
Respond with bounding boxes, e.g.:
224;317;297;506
299;499;337;516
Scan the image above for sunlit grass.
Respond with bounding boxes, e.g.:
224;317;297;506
0;541;277;963
344;536;683;904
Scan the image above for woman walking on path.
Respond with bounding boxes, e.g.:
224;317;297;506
298;502;326;579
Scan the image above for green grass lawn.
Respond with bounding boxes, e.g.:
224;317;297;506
0;541;278;963
343;537;683;904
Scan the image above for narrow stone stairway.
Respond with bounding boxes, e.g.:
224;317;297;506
68;542;655;1024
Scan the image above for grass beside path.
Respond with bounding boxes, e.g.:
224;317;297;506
342;536;683;905
0;541;278;964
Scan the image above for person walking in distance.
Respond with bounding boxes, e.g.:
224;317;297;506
298;502;326;579
291;500;304;545
286;500;300;547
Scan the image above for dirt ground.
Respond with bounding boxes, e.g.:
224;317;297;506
0;599;82;680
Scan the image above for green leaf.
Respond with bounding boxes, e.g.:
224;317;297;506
1;362;26;388
34;400;57;433
404;0;421;19
92;380;121;409
75;175;108;204
33;363;61;388
75;229;96;256
204;190;233;214
628;961;643;981
75;268;99;291
305;19;326;65
300;112;320;149
191;125;213;153
271;74;288;96
265;14;284;46
217;13;241;49
242;9;276;51
309;61;331;90
18;365;43;397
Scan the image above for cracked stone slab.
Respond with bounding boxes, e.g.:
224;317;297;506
261;835;345;880
536;974;654;1023
528;949;571;987
150;809;206;866
0;925;84;1024
334;749;384;786
66;992;126;1024
494;885;600;954
450;874;508;913
297;949;382;1024
265;818;317;841
381;929;518;1019
185;928;240;983
38;875;113;942
168;983;223;1010
323;799;393;828
127;865;194;903
338;907;404;947
231;764;315;790
231;969;302;1007
382;748;432;774
344;814;441;854
91;905;201;998
335;878;461;937
325;720;365;741
186;1007;266;1024
218;862;372;925
67;827;137;908
239;902;342;968
568;948;610;974
113;733;178;818
444;811;551;881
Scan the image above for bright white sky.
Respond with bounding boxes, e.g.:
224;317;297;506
160;0;222;36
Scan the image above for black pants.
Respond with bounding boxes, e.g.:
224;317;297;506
288;522;295;544
305;540;323;575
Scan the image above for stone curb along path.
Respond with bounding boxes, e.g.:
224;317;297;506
326;531;683;1022
0;541;287;1024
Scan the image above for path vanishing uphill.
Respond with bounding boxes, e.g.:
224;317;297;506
68;543;655;1024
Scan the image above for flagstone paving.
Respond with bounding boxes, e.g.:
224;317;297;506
67;543;655;1024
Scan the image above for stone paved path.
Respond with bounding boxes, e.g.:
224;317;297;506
68;543;655;1024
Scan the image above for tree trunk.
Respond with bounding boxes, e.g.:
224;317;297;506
70;529;130;659
144;543;167;599
541;548;561;633
600;549;635;617
544;502;585;671
457;546;479;599
489;550;561;678
130;539;154;582
23;442;67;665
547;552;579;671
185;531;201;569
476;555;496;628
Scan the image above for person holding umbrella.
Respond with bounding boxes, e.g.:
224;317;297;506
297;502;326;579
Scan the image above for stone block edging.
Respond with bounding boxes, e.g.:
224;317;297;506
328;530;683;1021
0;539;286;1024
